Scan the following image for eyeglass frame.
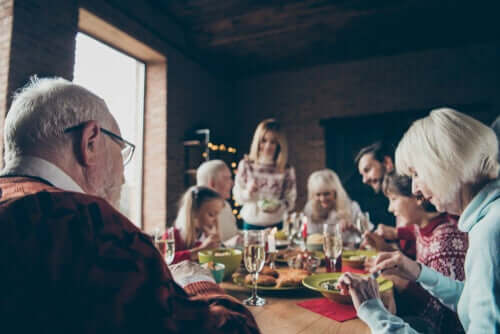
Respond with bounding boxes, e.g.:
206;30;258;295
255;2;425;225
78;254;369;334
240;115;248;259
64;125;136;166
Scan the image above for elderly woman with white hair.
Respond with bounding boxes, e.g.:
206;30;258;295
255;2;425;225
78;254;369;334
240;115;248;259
304;169;369;244
337;108;500;333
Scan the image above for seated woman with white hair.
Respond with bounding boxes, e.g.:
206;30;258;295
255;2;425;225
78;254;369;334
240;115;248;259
304;169;370;246
337;108;500;333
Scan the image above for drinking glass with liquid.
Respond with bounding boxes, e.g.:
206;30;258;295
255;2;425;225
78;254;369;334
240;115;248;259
323;223;343;272
153;227;176;265
243;230;266;306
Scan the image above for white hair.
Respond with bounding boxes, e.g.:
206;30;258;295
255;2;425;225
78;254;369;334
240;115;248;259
396;108;499;203
196;160;228;186
306;169;353;223
4;76;114;163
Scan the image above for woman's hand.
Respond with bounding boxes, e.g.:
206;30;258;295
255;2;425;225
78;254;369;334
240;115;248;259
374;224;398;240
336;272;380;311
371;251;422;282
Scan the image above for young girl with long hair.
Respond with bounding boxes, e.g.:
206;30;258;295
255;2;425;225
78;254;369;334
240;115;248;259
233;119;297;230
171;186;224;263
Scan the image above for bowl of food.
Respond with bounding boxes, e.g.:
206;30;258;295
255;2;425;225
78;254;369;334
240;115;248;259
198;248;242;280
306;233;324;252
201;261;226;283
342;249;377;269
258;199;281;213
303;272;393;304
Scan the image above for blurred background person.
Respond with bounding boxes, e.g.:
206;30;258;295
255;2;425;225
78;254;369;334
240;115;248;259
355;141;396;227
233;118;296;230
173;186;224;263
197;160;239;244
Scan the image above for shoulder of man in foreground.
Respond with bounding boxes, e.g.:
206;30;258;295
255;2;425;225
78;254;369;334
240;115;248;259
0;189;260;333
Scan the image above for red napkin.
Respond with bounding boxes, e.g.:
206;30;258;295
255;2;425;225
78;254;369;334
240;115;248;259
297;298;357;322
341;264;367;274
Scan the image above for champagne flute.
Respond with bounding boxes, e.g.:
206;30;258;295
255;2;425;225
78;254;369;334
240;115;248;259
266;228;277;270
323;223;343;272
164;227;175;265
243;230;266;306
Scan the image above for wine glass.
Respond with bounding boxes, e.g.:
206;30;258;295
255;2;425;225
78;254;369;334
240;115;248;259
243;230;266;306
153;227;175;265
164;227;175;265
265;228;277;270
323;223;343;272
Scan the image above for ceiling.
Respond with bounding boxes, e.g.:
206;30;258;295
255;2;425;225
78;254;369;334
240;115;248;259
151;0;499;78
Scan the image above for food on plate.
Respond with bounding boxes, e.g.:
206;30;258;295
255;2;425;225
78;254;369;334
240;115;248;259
245;274;277;286
307;233;323;245
258;199;281;213
206;261;215;270
321;280;340;291
261;266;279;278
276;248;314;262
235;266;308;288
213;250;232;257
346;255;365;261
275;269;309;288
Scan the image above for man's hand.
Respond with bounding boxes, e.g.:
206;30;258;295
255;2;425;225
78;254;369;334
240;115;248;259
336;272;380;311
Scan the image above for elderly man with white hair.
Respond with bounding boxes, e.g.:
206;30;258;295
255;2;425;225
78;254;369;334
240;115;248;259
337;108;500;333
0;77;259;334
197;160;239;243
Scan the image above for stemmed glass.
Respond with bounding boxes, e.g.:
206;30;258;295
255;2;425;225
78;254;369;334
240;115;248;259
153;227;175;265
243;230;267;306
323;223;343;272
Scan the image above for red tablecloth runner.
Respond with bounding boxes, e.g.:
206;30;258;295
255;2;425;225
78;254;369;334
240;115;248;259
297;298;357;322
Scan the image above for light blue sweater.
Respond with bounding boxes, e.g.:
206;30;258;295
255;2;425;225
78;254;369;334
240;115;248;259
358;178;500;333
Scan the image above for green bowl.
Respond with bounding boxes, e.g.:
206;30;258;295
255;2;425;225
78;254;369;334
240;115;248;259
302;272;393;304
198;248;242;280
342;249;377;269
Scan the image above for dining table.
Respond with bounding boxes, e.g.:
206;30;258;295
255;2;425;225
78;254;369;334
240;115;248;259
220;264;396;334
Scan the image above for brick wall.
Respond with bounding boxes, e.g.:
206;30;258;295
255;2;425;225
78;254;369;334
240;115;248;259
234;42;500;210
0;0;13;166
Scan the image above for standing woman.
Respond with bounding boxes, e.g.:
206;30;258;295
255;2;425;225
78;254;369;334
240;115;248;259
233;119;297;230
337;108;500;333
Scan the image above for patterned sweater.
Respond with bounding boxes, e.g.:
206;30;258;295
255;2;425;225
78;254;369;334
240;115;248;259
397;213;468;333
233;159;296;226
0;177;259;334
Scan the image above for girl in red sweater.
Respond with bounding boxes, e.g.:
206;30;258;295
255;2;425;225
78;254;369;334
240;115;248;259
171;186;225;264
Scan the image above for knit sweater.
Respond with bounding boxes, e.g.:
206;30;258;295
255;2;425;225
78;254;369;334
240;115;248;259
0;176;259;334
233;159;296;226
358;178;500;333
396;214;467;333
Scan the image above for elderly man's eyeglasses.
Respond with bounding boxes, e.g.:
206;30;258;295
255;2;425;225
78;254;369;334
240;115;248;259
64;125;136;166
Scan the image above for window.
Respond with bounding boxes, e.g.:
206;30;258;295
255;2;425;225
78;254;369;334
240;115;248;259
74;32;145;227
